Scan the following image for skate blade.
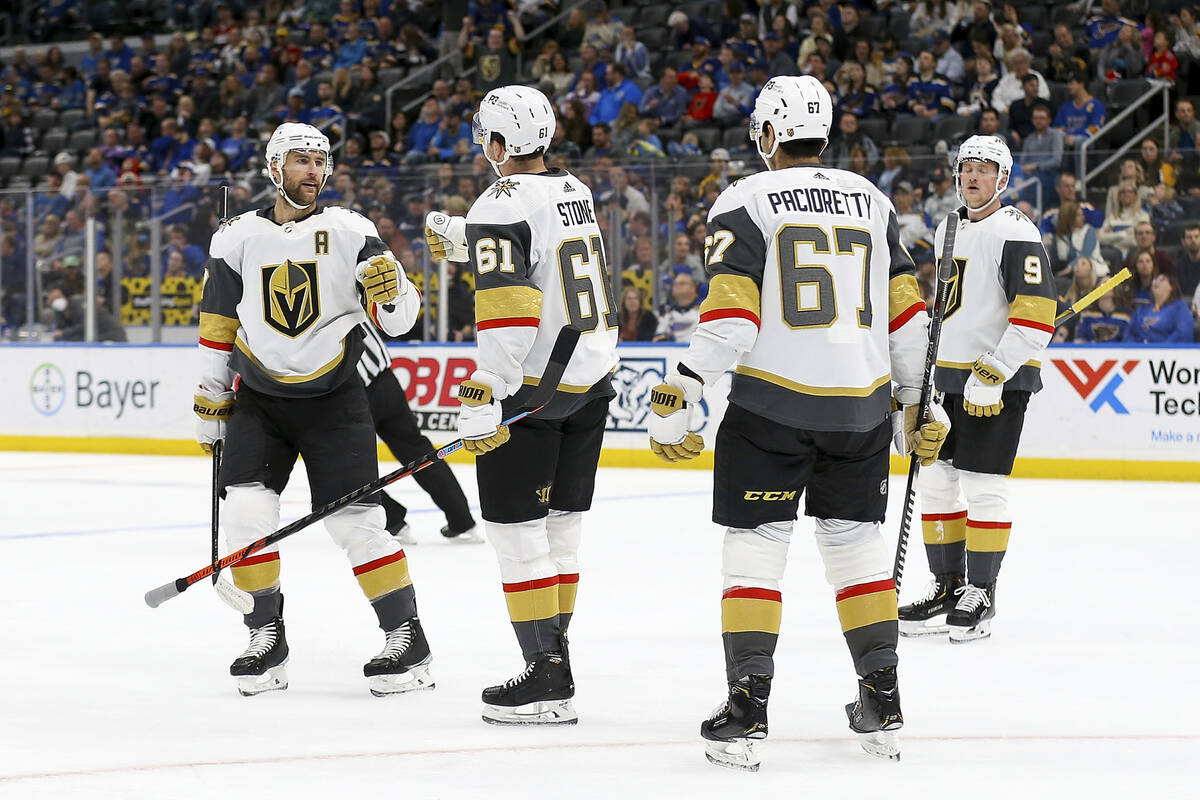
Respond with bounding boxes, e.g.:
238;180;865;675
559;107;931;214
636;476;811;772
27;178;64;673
235;662;289;696
703;738;761;772
948;619;992;644
856;730;901;761
481;699;578;725
368;658;435;696
390;524;418;546
899;615;949;637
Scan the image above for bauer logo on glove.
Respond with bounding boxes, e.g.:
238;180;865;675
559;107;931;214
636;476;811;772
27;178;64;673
456;372;511;455
647;370;706;463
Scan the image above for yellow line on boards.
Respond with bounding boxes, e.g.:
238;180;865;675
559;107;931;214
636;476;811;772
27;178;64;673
0;436;1196;482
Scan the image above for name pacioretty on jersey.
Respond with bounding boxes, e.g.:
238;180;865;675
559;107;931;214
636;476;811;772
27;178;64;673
766;186;874;219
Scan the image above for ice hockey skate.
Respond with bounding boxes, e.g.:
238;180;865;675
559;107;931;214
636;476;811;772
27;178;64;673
481;648;576;725
364;617;434;696
899;574;964;637
382;495;417;545
846;666;903;760
441;523;484;543
230;617;289;696
947;583;995;643
700;675;770;772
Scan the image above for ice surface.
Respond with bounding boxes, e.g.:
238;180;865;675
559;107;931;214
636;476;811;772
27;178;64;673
0;452;1195;798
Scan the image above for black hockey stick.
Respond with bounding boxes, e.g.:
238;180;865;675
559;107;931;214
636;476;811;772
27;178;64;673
892;211;959;594
210;440;221;584
146;326;582;610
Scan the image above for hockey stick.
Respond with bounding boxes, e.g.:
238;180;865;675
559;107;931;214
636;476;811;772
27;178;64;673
210;440;221;585
1053;267;1132;326
146;325;582;610
892;211;959;594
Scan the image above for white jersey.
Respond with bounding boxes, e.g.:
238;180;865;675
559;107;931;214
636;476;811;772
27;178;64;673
932;205;1056;394
199;205;418;397
465;169;619;417
681;164;929;432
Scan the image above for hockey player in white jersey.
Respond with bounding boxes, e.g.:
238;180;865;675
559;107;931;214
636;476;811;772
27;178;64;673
645;76;949;770
424;85;618;725
898;135;1056;643
194;122;436;696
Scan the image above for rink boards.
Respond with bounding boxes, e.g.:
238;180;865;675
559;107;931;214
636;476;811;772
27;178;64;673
2;342;1199;481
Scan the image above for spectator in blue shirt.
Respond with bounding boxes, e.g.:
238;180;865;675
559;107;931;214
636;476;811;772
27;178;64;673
1075;290;1131;342
1054;74;1106;148
167;225;207;277
333;22;368;70
302;23;335;70
80;34;105;80
428;108;473;162
1125;274;1194;342
589;63;643;126
907;51;955;119
83;148;117;191
614;26;651;82
219;116;256;171
1041;171;1105;234
1086;0;1139;50
638;67;689;127
403;98;443;164
106;35;134;72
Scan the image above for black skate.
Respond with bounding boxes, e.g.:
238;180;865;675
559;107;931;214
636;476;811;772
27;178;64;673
898;573;964;637
481;644;576;725
230;617;289;696
700;675;770;772
846;666;903;760
947;583;995;643
364;617;435;696
440;523;484;543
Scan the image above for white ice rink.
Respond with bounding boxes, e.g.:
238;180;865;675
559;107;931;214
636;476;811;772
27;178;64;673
1;452;1195;799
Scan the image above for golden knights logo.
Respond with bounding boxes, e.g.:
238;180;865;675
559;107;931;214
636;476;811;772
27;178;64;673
941;256;968;321
487;178;521;199
261;259;320;337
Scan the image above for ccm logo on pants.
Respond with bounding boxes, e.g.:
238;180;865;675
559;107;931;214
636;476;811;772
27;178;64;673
743;491;798;501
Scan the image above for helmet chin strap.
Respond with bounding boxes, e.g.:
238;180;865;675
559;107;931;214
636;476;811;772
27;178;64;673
756;123;781;168
484;143;510;178
957;171;1009;212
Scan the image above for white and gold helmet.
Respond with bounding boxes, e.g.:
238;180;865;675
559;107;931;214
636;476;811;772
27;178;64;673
748;75;832;163
262;122;333;209
472;85;556;176
954;134;1013;211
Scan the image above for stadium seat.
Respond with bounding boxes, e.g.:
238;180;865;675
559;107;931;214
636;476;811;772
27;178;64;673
933;115;974;144
641;28;668;52
691;126;721;153
889;14;910;39
1022;7;1048;30
611;6;638;25
68;129;97;152
638;6;669;29
0;156;20;181
1052;6;1080;26
901;36;924;56
41;128;69;154
1165;220;1192;245
1100;246;1124;270
889;117;931;146
857;116;888;144
58;108;86;130
32;108;58;132
722;127;749;150
1030;30;1052;57
378;67;405;88
7;175;32;190
21;154;49;178
857;17;886;41
1047;82;1070;110
1108;79;1150;110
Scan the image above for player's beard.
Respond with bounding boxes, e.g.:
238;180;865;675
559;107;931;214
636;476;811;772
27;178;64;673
281;172;319;209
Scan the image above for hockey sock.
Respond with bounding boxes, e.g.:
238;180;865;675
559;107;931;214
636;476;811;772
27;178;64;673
835;579;899;676
546;511;582;635
232;551;281;593
244;588;283;629
557;573;578;632
922;511;967;577
503;576;562;661
721;586;781;683
965;518;1010;585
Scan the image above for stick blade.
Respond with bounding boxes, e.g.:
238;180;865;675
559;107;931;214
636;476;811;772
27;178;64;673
145;580;182;608
214;576;254;614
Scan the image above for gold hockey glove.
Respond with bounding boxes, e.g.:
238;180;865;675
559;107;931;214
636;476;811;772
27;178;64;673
648;371;705;463
457;373;510;455
193;388;234;455
903;402;950;466
424;211;469;262
963;353;1010;418
357;254;403;306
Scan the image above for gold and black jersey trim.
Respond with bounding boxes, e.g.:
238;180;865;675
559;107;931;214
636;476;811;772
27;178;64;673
476;285;543;331
199;312;239;351
730;366;892;432
700;274;761;327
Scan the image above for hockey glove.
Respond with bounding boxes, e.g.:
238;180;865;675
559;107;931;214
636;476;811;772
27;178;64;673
357;253;407;306
424;211;468;262
891;389;951;467
648;371;705;463
456;371;511;456
194;388;234;455
963;353;1010;418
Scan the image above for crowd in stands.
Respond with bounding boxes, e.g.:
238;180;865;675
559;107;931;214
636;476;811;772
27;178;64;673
1;0;1200;343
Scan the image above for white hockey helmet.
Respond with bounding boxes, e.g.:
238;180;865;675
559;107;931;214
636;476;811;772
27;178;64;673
748;75;833;164
472;85;556;176
262;122;333;209
954;134;1013;211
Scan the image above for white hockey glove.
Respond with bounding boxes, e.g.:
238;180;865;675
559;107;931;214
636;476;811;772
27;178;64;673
456;370;511;456
648;371;705;463
356;252;408;306
424;211;468;262
963;353;1012;418
891;387;950;467
193;388;234;455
